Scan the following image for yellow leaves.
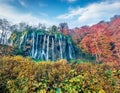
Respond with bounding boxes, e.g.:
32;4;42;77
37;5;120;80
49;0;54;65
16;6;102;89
0;56;120;93
37;89;46;93
22;30;27;36
10;33;16;40
13;56;25;61
99;89;105;93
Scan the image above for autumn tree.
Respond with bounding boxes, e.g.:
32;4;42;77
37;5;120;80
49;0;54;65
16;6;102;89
80;31;113;63
111;25;120;64
58;22;69;35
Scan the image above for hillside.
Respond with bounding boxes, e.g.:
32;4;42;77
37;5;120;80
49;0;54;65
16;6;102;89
0;15;120;93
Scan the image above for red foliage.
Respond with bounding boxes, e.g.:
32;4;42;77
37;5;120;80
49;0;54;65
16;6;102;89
62;28;69;35
70;16;120;64
80;31;114;63
59;15;120;64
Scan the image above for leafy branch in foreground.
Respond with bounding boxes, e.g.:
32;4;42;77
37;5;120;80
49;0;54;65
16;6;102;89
0;56;120;93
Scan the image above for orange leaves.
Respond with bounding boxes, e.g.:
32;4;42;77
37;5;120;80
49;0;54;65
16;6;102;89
62;28;69;35
80;31;113;62
111;30;120;63
67;16;120;64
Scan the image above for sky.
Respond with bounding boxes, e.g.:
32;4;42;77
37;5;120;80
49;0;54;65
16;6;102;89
0;0;120;28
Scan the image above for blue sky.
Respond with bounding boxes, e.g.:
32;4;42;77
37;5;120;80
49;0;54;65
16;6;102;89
0;0;120;28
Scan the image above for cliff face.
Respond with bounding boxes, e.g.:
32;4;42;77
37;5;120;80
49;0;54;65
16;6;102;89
9;30;76;61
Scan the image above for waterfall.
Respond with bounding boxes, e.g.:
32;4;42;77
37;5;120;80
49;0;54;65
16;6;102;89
46;35;49;60
59;39;63;59
38;35;42;59
19;33;26;48
9;40;13;46
55;34;57;39
63;37;66;59
34;34;38;58
71;45;75;59
52;38;54;61
32;32;35;57
14;30;77;61
41;35;46;59
24;33;27;50
69;44;72;59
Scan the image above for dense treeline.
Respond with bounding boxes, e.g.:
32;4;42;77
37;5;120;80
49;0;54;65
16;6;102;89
1;15;120;63
0;56;120;93
69;15;120;64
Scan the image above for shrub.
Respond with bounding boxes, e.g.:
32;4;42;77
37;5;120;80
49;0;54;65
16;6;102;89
0;56;120;93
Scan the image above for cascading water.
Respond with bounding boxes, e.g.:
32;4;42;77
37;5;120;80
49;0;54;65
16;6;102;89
9;39;13;46
19;33;26;48
11;30;76;61
41;35;46;60
69;44;72;59
52;38;54;61
31;32;35;58
59;39;63;59
46;35;49;60
34;33;38;58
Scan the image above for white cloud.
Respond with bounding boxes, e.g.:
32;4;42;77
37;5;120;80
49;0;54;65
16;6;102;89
19;0;27;7
57;7;86;19
0;1;55;27
57;0;120;27
1;0;120;28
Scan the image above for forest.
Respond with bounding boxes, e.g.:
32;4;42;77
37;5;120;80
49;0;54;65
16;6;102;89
0;15;120;93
